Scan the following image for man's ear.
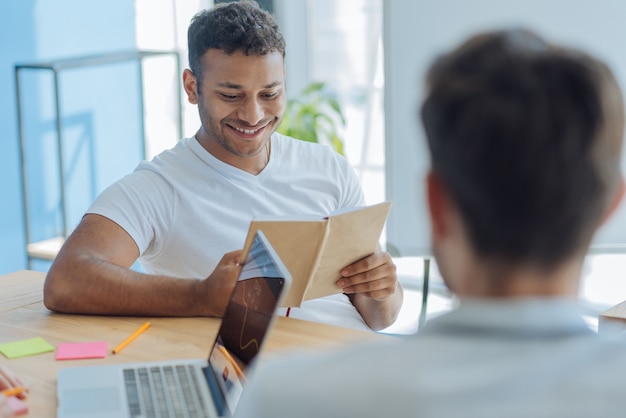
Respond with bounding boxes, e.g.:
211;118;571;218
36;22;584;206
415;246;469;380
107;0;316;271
426;169;451;241
599;176;626;227
183;69;198;105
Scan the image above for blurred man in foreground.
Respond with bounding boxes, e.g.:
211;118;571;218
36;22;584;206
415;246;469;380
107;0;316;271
235;28;626;417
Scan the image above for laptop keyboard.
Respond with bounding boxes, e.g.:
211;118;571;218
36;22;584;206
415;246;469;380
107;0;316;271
123;365;211;418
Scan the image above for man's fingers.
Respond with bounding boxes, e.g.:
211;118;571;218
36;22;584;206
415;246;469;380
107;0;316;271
341;252;387;277
342;275;395;293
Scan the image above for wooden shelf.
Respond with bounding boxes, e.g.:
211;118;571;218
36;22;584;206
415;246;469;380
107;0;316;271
26;237;65;261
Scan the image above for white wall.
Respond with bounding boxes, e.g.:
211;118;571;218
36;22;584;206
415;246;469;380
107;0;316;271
384;0;626;257
274;0;310;99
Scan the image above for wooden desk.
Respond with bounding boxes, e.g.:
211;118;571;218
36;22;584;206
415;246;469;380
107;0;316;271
0;270;383;417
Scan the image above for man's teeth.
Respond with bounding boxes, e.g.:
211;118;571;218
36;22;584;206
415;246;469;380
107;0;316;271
235;126;262;134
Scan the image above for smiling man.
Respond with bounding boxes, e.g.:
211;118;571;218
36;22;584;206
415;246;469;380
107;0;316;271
187;49;285;175
43;0;402;332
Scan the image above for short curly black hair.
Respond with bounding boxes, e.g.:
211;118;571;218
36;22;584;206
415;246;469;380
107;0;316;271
421;29;624;268
188;0;285;87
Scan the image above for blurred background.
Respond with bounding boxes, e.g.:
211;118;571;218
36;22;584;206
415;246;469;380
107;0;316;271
2;0;626;334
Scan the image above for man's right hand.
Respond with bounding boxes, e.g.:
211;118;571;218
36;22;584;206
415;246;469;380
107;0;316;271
196;250;242;317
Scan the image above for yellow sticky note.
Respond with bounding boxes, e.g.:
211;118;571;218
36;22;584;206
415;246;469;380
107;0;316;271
0;337;55;359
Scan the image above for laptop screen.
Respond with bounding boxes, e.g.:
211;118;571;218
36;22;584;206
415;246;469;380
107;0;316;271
204;231;290;415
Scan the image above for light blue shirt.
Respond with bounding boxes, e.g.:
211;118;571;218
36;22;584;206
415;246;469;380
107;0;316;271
236;299;626;418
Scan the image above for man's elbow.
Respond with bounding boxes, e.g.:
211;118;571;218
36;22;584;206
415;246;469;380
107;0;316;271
43;268;73;313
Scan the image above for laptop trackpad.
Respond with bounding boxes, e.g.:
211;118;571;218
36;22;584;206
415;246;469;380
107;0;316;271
60;387;120;415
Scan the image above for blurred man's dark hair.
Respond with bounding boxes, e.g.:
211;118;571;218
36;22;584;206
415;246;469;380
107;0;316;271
421;29;624;268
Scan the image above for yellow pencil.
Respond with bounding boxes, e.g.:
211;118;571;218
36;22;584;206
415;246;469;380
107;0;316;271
1;386;24;397
217;345;246;381
112;321;151;354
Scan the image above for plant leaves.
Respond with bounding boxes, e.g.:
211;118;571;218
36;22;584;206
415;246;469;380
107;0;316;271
279;81;346;155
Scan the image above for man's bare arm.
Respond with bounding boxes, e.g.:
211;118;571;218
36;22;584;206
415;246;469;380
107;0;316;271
43;214;241;317
337;251;404;331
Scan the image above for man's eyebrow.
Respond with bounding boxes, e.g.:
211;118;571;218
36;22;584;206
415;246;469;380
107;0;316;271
263;81;283;89
215;81;283;89
216;82;243;89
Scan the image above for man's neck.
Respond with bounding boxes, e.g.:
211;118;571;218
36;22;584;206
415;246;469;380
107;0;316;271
452;256;584;299
194;130;271;175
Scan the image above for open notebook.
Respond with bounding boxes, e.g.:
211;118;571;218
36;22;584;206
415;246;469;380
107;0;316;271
56;230;292;418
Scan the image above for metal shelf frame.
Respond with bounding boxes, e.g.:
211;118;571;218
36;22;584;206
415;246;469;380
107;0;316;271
15;49;183;269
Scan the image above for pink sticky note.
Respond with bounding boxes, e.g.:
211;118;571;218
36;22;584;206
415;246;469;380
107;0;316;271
56;341;108;360
7;396;28;416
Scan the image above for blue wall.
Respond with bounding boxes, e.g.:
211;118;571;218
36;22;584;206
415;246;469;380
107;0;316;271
0;0;141;273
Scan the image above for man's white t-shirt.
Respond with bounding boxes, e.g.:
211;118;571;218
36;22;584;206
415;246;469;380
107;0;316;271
88;133;370;330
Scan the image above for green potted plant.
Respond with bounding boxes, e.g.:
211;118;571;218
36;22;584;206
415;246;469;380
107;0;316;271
278;81;346;155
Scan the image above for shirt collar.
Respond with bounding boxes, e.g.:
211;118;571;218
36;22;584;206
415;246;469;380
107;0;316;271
420;298;594;339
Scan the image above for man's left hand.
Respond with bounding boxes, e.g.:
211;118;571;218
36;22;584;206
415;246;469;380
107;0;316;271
336;251;398;301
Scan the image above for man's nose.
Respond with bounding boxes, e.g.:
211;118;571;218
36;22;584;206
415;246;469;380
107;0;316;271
239;97;264;126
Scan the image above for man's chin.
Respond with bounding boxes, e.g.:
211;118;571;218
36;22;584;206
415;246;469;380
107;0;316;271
226;141;270;159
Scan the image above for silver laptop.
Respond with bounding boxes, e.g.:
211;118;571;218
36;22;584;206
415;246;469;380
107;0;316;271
57;230;292;418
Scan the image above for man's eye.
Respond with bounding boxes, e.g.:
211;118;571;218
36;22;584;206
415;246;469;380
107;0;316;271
221;93;240;100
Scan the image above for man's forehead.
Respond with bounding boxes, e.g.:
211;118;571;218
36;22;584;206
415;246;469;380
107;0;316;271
201;49;285;87
201;48;284;70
